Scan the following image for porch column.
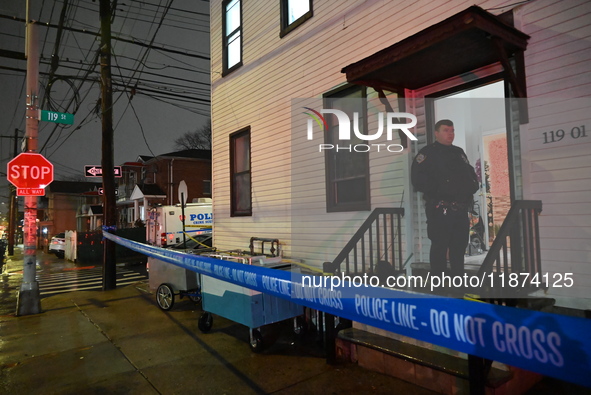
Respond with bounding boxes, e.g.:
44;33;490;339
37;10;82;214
134;199;140;222
143;197;149;220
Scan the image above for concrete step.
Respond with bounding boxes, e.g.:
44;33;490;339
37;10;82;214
336;327;542;394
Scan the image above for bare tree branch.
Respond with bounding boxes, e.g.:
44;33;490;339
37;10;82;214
174;120;211;150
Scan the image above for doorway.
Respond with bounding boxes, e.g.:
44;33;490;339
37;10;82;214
431;81;511;260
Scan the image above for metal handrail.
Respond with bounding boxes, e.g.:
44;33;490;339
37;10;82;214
324;208;405;275
476;200;543;295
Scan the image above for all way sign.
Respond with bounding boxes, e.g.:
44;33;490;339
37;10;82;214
85;165;122;178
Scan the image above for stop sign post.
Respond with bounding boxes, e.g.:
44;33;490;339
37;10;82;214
7;153;54;196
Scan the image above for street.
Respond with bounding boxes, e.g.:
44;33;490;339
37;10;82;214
0;247;147;316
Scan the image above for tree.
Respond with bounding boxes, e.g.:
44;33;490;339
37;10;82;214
174;120;211;150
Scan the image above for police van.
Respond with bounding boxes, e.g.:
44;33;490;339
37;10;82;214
146;199;213;247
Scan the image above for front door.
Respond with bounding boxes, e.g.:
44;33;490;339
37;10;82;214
409;77;521;265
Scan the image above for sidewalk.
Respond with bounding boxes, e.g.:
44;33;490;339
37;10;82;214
1;251;587;394
0;251;436;395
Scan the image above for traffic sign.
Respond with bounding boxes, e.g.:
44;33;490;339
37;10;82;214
85;165;122;177
7;153;54;196
178;180;188;205
98;188;119;196
15;188;45;196
39;110;74;125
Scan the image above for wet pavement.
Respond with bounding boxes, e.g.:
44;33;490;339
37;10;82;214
1;247;589;394
0;247;28;316
1;246;79;314
0;247;439;394
1;246;147;315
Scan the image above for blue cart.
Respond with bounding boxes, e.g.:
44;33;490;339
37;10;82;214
197;253;304;352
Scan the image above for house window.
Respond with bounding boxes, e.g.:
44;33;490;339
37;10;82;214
324;85;370;212
203;180;212;195
230;127;251;216
222;0;242;75
280;0;312;37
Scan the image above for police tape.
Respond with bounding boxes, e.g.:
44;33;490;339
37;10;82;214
104;231;591;387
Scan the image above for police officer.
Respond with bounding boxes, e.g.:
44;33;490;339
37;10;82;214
411;119;479;279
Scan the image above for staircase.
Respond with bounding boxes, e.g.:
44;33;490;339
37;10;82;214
327;201;554;394
322;207;405;278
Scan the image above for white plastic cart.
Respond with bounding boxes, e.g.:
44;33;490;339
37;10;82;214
148;256;202;310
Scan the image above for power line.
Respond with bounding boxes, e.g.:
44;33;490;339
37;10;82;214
0;63;211;104
0;14;210;60
0;2;211;178
122;0;211;18
73;2;210;32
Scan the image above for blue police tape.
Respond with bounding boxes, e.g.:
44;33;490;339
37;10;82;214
104;231;591;388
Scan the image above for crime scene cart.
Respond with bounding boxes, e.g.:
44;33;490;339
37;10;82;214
149;256;202;310
198;238;305;352
148;232;214;310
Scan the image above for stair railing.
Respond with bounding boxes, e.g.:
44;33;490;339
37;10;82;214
323;208;405;275
476;200;543;297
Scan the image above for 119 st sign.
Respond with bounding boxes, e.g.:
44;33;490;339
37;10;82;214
7;153;54;196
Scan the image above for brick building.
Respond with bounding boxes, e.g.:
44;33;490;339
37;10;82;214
117;149;212;227
37;180;102;247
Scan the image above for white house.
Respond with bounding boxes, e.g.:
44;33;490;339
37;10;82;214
209;0;591;312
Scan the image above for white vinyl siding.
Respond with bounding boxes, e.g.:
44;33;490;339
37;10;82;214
210;0;465;261
517;0;591;305
210;0;591;305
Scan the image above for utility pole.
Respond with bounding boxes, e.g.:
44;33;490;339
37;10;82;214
4;129;19;256
0;129;20;256
16;18;41;315
100;0;117;289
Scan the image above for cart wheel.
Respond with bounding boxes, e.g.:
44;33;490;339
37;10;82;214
156;284;175;311
249;328;264;353
188;290;202;304
198;312;213;333
293;316;307;337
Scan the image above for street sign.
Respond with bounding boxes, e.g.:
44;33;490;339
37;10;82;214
85;165;122;177
178;180;188;205
39;110;74;125
15;188;46;196
98;188;119;196
7;153;54;196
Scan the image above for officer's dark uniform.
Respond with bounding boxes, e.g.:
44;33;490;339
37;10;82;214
411;141;479;277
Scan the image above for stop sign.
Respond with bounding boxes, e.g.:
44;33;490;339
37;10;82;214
7;153;54;195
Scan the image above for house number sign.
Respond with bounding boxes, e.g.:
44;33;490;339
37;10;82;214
543;124;587;144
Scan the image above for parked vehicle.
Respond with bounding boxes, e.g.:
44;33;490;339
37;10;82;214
147;233;214;274
170;233;214;252
146;200;213;247
49;232;66;258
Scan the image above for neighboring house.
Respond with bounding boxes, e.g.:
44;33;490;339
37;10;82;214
38;180;102;246
116;149;212;227
117;161;145;206
77;202;103;231
210;0;590;312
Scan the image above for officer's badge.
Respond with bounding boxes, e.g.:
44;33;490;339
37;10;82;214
461;154;469;164
416;153;426;164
